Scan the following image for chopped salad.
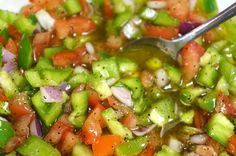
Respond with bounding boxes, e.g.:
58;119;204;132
0;0;236;156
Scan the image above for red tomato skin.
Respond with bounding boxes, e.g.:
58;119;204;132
167;0;189;21
180;41;205;83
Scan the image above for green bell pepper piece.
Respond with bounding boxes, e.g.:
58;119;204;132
0;120;15;148
17;136;61;156
115;136;149;156
18;34;33;70
32;91;69;127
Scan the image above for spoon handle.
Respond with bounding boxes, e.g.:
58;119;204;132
177;2;236;48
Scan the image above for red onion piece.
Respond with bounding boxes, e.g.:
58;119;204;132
160;120;180;137
169;137;183;152
2;49;16;63
179;22;201;35
132;124;157;136
60;82;71;93
190;134;208;145
40;86;63;103
2;61;17;72
30;118;43;137
111;86;133;107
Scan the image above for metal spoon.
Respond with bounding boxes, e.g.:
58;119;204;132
125;2;236;60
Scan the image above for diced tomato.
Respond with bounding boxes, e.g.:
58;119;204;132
8;25;21;41
121;112;137;129
194;109;208;129
44;115;73;145
80;0;90;17
21;4;42;16
88;91;105;110
216;92;236;116
206;137;222;154
0;36;6;45
30;0;47;5
144;24;179;40
103;0;114;18
46;0;64;11
5;38;18;54
92;135;124;156
167;0;189;21
33;32;51;46
107;97;132;115
139;144;155;156
180;41;205;83
33;44;48;59
58;131;78;155
203;29;220;44
0;89;7;101
140;130;160;156
188;12;207;23
55;16;96;39
78;107;102;144
9;104;32;118
33;32;51;58
227;134;236;156
52;47;86;67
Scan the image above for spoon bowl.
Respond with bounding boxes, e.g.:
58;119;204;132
125;2;236;60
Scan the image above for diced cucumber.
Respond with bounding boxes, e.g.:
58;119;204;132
72;142;92;156
68;73;89;88
0;70;18;98
196;64;218;88
10;70;29;91
13;16;36;35
216;77;229;95
17;136;61;156
148;98;176;126
117;57;138;76
140;7;157;21
180;109;194;125
220;58;236;95
164;64;182;84
92;58;120;80
114;11;133;28
25;70;43;87
154;145;180;156
64;0;81;15
44;47;63;59
197;91;217;112
179;87;205;105
154;10;179;27
120;77;144;99
0;10;18;24
115;136;148;156
207;113;234;146
89;74;112;100
102;108;133;139
35;57;54;70
39;68;73;85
